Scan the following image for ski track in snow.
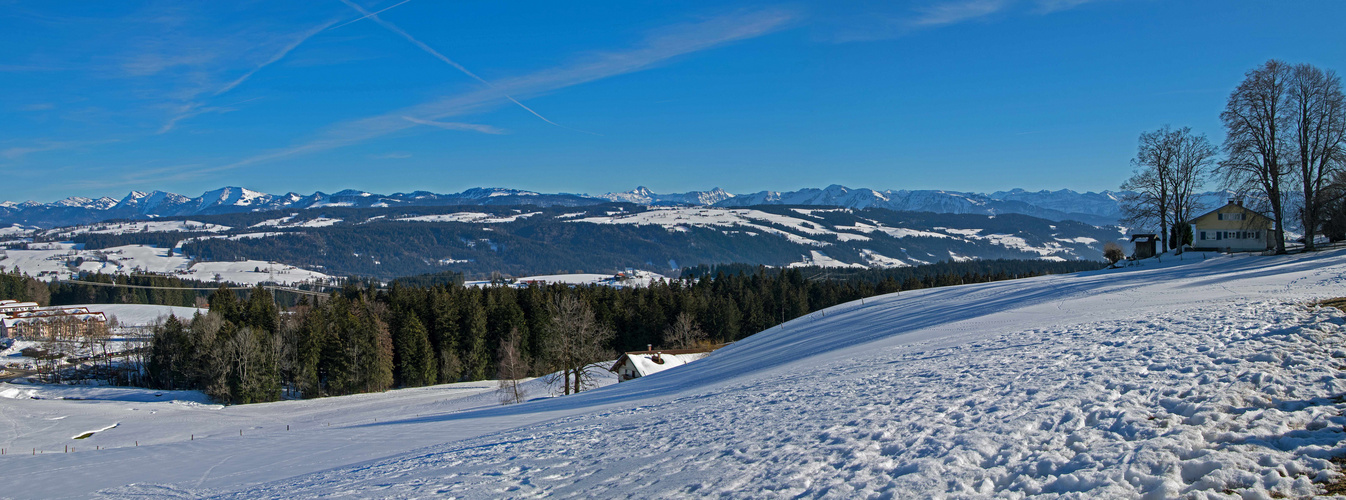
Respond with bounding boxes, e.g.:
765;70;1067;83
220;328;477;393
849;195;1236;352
4;250;1346;498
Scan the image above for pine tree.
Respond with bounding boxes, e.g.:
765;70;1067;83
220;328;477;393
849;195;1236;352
460;291;490;381
395;315;437;387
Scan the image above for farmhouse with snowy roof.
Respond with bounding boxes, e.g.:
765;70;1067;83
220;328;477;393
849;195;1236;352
1191;200;1274;252
609;344;728;382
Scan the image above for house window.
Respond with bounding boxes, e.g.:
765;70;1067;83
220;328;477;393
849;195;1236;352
1199;231;1206;240
1218;213;1246;221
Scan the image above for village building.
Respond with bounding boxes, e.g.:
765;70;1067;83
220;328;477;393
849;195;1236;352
1190;200;1274;252
609;344;729;382
0;300;41;313
0;303;109;340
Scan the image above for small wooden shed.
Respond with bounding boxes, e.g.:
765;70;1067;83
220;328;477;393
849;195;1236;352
1130;233;1159;259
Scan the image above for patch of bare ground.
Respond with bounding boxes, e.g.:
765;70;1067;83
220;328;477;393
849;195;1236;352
1319;298;1346;496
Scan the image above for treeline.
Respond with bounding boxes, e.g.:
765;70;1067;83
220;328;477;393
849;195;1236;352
143;259;1100;404
0;270;50;306
69;232;190;251
1;270;260;309
49;273;218;308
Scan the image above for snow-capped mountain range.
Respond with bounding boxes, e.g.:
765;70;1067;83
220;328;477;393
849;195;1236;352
0;184;1240;229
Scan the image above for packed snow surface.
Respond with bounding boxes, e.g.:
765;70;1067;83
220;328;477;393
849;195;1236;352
4;250;1346;498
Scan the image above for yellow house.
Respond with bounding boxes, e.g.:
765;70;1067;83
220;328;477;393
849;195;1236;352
1191;200;1274;252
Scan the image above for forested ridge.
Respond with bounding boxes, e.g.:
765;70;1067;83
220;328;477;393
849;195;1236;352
36;203;1120;279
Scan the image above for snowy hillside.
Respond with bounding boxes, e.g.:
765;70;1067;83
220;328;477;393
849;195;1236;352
1;203;1115;280
0;241;332;286
3;250;1346;497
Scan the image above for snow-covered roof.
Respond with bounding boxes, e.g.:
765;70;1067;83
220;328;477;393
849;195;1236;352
2;312;105;328
0;301;39;309
610;345;728;378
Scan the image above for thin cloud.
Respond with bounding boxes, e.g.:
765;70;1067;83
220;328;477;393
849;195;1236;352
338;0;564;128
403;116;508;135
68;163;211;191
330;0;414;30
215;18;339;96
0;64;67;72
912;0;1008;27
1034;0;1102;14
1;139;118;160
213;8;795;173
157;97;261;134
370;152;413;159
158;105;217;134
828;0;1101;42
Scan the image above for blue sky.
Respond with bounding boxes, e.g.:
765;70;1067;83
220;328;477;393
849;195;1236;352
1;0;1342;203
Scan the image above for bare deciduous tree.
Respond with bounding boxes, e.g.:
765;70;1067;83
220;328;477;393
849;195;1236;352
496;327;529;405
1288;63;1346;250
544;296;613;396
1221;60;1294;254
1121;126;1214;253
1169;129;1217;253
662;312;707;349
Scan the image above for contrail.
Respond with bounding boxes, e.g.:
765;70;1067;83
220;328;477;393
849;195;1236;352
402;116;508;135
216;18;339;96
329;0;413;30
337;0;565;128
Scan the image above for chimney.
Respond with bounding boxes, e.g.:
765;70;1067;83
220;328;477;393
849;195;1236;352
647;344;652;352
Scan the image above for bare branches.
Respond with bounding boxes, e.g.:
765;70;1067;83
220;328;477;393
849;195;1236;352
1120;126;1212;252
1288;63;1346;250
496;327;529;405
544;296;613;395
662;312;708;349
1220;60;1293;253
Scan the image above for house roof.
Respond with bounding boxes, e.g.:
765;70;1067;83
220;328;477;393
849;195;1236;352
2;312;105;328
609;344;730;375
615;352;711;378
1192;201;1272;225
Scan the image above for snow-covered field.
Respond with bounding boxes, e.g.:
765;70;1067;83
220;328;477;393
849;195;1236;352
90;304;206;326
465;270;670;289
574;206;1096;265
0;242;332;286
3;250;1346;498
398;212;540;224
40;220;231;239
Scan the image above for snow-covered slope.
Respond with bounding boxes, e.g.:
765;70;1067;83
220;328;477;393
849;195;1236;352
0;242;332;286
4;250;1346;498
